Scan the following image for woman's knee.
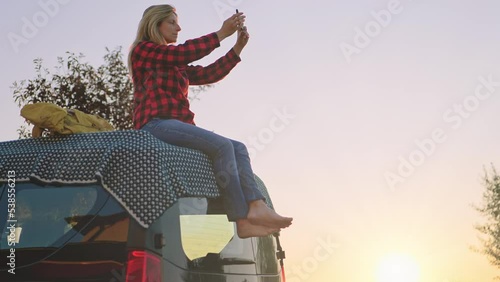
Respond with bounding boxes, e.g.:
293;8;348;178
218;138;234;153
211;137;235;159
231;140;250;155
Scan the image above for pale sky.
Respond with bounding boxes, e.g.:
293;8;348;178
2;0;500;281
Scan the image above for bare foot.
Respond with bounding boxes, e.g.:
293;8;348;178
236;219;280;239
247;200;293;229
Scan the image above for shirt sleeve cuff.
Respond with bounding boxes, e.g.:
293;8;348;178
208;32;221;48
227;48;242;63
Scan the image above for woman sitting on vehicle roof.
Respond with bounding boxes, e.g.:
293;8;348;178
128;4;292;238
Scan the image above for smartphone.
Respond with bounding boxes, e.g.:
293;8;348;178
236;9;243;30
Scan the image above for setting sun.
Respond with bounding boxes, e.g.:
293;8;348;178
375;253;421;282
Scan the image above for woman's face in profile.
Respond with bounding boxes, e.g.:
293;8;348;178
159;13;182;44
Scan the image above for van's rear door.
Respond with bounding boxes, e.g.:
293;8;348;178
167;197;282;281
0;182;130;281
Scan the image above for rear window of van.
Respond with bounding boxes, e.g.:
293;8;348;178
0;182;122;252
177;198;279;275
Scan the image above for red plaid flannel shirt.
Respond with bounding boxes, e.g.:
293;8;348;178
130;32;241;129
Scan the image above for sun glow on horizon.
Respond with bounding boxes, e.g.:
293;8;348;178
375;253;421;282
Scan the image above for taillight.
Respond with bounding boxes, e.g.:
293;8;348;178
274;233;286;282
126;250;161;282
281;265;286;282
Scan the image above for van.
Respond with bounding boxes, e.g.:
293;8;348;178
0;130;286;281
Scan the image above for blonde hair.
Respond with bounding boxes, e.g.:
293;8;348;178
128;5;177;76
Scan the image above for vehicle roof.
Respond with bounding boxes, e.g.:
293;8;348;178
0;130;274;228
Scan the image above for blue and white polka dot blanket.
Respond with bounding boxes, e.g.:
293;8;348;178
0;130;273;227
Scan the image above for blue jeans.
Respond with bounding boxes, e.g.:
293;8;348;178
141;118;265;221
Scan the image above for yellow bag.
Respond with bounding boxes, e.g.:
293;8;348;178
21;103;114;137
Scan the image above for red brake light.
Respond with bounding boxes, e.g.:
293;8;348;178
126;250;161;282
281;265;286;282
